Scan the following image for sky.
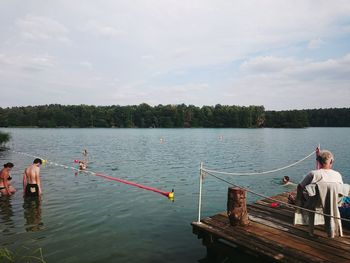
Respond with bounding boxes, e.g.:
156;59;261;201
0;0;350;110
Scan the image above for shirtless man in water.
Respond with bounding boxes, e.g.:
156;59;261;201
23;158;42;197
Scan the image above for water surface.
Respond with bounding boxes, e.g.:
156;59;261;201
0;128;349;262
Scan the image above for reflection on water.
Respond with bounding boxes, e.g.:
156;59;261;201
0;128;349;262
0;196;14;232
23;197;43;232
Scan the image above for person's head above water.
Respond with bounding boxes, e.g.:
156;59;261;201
3;162;14;169
33;158;43;165
79;161;86;170
283;176;290;184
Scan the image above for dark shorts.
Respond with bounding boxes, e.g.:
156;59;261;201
25;184;39;197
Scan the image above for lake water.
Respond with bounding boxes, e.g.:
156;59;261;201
1;128;350;262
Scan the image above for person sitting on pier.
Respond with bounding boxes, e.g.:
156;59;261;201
294;149;348;237
297;150;343;199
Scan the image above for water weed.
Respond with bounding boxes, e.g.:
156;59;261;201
0;246;45;263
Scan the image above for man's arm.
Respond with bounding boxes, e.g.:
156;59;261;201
23;169;27;196
316;147;321;170
299;172;313;189
3;172;11;195
295;172;313;211
36;168;42;195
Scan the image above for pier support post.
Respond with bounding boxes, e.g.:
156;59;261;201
198;162;203;223
227;187;249;226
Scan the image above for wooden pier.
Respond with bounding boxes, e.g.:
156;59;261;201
192;191;350;263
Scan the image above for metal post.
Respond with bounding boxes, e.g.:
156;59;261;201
198;162;203;223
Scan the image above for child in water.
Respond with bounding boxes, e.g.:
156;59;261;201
78;149;88;170
283;175;297;204
282;175;297;186
79;161;87;170
282;176;290;184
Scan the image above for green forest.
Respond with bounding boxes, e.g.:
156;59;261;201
0;104;349;128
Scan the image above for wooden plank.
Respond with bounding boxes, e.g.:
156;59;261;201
220;195;350;240
249;203;294;221
247;204;350;250
249;198;350;242
199;217;319;262
247;205;350;242
246;217;350;261
192;191;350;263
202;215;350;263
192;221;326;263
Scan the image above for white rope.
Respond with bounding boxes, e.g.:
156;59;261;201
202;150;315;176
203;170;350;222
11;150;89;174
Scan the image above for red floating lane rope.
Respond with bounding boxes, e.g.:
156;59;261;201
95;173;173;198
12;150;174;199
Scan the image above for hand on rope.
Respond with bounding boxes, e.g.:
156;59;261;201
316;146;321;170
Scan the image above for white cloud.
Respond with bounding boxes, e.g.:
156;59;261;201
160;83;209;93
308;38;324;49
240;54;350;80
81;20;123;38
0;53;56;71
223;54;350;109
172;48;192;59
110;82;209;105
120;0;350;70
1;1;350;108
16;15;70;43
240;56;299;75
141;55;155;60
79;61;93;70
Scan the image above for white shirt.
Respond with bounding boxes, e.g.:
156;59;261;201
300;169;343;188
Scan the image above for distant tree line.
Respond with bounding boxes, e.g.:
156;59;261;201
265;108;350;128
0;104;349;128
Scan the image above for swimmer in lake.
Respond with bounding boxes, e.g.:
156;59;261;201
282;175;296;186
79;149;88;170
283;176;290;184
79;161;87;170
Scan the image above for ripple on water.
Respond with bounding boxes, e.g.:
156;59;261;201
1;128;350;262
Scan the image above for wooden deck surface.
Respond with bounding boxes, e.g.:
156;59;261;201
192;192;350;263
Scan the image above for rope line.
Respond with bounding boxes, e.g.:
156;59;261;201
11;150;173;199
202;150;315;176
94;173;171;197
202;170;350;222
